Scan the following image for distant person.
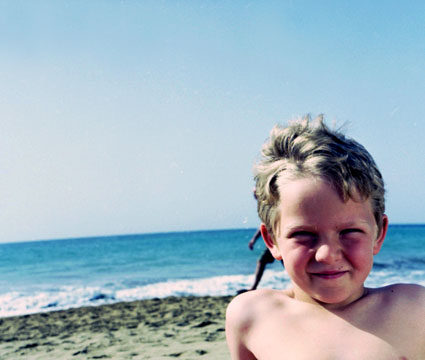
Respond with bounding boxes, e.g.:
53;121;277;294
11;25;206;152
226;115;425;359
237;228;283;294
238;189;283;294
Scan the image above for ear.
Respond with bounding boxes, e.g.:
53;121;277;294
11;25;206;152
373;215;388;255
260;224;283;260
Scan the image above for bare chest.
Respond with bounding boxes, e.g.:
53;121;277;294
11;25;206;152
249;312;405;360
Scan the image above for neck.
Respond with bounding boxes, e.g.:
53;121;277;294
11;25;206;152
290;285;369;312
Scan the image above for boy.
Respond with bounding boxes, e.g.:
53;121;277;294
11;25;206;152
226;116;425;359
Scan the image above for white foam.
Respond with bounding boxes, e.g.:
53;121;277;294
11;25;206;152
116;270;290;301
1;268;422;318
366;269;425;288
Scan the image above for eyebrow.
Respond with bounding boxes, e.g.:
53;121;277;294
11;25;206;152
337;220;370;228
284;220;370;234
284;225;318;234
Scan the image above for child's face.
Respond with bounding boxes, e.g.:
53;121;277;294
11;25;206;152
263;176;388;309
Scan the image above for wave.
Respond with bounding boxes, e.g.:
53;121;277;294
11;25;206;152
373;256;425;270
0;271;288;318
1;268;423;318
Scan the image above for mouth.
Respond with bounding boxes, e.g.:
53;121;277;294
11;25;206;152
310;271;348;279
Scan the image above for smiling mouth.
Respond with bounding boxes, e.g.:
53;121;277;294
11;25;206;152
311;271;348;279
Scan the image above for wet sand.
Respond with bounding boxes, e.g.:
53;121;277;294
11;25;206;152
0;295;233;359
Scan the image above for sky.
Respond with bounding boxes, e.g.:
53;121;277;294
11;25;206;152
0;0;424;243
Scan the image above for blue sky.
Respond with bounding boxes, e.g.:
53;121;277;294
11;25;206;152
1;1;424;242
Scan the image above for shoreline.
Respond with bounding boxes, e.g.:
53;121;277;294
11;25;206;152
0;295;234;359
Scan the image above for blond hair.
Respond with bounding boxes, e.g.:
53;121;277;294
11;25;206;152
254;115;385;239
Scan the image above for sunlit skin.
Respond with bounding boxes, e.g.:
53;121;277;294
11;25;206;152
226;176;425;359
262;176;386;309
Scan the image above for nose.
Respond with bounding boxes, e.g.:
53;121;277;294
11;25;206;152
315;241;342;264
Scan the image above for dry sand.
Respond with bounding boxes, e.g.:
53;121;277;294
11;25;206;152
0;295;234;359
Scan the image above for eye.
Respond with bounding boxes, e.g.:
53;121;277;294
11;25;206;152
340;228;364;240
292;231;316;237
340;228;363;235
290;231;318;245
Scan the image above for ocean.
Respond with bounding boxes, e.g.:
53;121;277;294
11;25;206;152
0;225;424;317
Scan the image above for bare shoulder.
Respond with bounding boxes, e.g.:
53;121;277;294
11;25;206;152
373;283;425;330
226;289;291;360
376;284;425;356
378;283;425;304
226;289;289;327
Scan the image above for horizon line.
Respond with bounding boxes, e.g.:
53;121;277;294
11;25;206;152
1;223;425;245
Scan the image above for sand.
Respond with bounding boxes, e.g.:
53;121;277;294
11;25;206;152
0;295;234;359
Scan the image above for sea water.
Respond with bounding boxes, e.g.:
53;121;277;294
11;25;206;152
0;225;424;317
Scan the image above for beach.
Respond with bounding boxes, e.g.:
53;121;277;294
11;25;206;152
0;295;233;360
1;227;424;359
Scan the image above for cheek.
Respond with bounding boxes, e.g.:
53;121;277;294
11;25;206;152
284;246;312;270
345;244;374;269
